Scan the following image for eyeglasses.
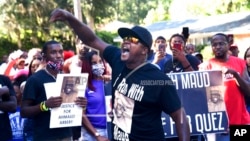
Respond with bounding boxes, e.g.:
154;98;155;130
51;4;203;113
123;37;139;44
211;42;227;47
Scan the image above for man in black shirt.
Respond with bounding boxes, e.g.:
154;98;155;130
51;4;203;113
49;9;190;141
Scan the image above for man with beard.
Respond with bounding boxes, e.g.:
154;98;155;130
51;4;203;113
199;33;250;141
49;8;190;141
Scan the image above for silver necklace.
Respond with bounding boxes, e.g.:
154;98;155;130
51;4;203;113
44;68;56;80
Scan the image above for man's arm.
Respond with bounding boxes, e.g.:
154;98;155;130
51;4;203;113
0;80;17;113
21;96;65;118
0;95;17;113
223;67;250;97
49;9;109;56
169;108;190;141
20;100;43;117
21;95;87;118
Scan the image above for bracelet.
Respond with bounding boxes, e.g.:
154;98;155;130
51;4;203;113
42;101;49;111
40;101;49;111
40;102;44;111
183;64;191;69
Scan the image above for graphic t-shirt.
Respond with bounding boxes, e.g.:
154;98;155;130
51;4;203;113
9;106;24;141
164;54;200;73
103;46;181;141
200;56;250;125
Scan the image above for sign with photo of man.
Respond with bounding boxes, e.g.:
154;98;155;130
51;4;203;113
45;73;88;128
105;70;229;139
163;70;229;138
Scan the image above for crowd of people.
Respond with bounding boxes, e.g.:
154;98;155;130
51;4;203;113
0;8;250;141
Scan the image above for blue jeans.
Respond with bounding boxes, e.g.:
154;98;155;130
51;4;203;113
80;127;108;141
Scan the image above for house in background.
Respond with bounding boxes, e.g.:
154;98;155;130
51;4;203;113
146;12;250;58
110;12;250;58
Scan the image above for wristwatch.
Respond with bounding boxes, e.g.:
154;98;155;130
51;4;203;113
95;132;100;137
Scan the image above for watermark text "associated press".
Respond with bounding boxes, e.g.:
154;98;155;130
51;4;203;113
140;80;175;86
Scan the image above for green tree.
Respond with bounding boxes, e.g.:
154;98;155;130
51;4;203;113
116;0;155;24
0;0;117;53
80;0;116;29
143;0;172;24
0;0;64;49
185;0;250;16
1;0;250;58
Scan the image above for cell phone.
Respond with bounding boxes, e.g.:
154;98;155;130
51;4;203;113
182;27;189;39
182;27;189;35
158;44;165;50
173;43;182;51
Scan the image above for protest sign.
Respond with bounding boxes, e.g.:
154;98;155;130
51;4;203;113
44;82;60;98
163;70;228;138
48;73;88;128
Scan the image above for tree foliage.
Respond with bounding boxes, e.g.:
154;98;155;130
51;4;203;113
0;0;117;56
116;0;172;25
1;0;250;58
0;0;61;49
186;0;250;16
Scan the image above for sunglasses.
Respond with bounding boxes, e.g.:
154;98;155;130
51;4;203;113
123;37;139;44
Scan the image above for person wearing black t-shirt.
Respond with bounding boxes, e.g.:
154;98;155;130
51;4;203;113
21;41;87;141
50;9;190;141
164;34;200;74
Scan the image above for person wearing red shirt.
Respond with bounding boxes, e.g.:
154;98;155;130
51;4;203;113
199;33;250;141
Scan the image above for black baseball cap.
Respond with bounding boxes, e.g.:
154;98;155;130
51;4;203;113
118;26;152;49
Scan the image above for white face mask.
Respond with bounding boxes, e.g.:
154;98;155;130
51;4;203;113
92;64;104;76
